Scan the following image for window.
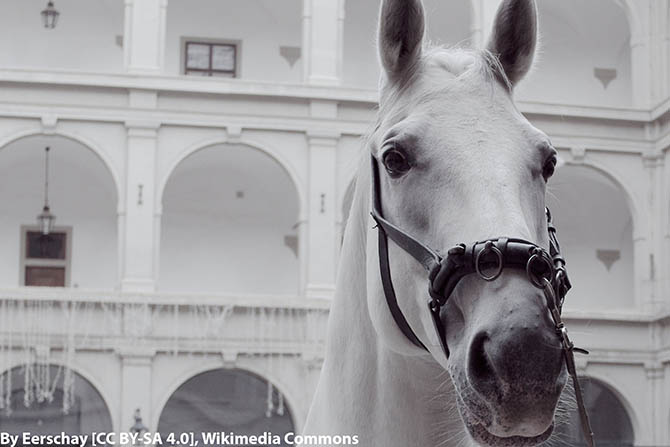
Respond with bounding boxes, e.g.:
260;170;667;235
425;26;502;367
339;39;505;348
20;226;72;287
183;39;239;77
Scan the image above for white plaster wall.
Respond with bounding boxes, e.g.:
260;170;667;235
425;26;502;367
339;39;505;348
516;0;632;106
165;0;302;82
0;135;118;289
159;143;300;295
0;0;124;72
342;0;471;88
342;0;472;88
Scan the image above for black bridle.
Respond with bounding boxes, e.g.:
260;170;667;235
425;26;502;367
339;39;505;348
370;155;595;447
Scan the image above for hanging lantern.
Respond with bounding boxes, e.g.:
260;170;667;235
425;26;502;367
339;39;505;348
129;409;148;446
41;1;60;29
37;146;56;235
37;206;56;236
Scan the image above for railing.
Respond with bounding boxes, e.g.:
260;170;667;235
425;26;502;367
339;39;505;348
0;287;330;358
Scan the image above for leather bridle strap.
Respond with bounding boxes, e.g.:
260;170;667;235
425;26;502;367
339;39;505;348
370;154;595;446
371;156;439;350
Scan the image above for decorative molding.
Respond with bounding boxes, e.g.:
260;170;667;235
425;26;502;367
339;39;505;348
34;344;50;363
40;115;58;134
593;68;617;89
569;146;586;163
279;46;301;68
644;361;664;379
284;235;298;257
596;249;621;271
116;346;156;365
226;125;242;142
642;151;664;168
125;120;160;138
306;129;340;145
221;350;239;368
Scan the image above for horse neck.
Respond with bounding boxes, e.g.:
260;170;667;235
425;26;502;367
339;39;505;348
305;162;468;446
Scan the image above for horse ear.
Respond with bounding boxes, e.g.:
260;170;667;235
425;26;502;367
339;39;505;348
486;0;538;86
378;0;425;82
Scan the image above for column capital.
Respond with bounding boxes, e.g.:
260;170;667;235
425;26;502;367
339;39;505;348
41;115;58;134
116;346;156;365
307;130;341;144
644;361;665;379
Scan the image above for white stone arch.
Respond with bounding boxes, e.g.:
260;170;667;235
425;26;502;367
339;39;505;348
578;372;640;442
0;128;123;213
558;157;643;240
612;0;642;41
152;359;303;434
157;136;306;220
0;358;118;432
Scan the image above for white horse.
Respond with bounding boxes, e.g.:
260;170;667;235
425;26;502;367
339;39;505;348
304;0;569;446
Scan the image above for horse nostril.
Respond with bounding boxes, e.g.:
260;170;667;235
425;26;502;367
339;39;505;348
467;332;500;398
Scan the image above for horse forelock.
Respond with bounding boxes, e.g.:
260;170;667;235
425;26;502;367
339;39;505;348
375;48;512;144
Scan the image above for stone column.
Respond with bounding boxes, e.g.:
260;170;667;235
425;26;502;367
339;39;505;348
304;126;339;299
123;0;168;74
117;347;155;443
302;0;345;85
645;361;665;446
470;0;504;48
120;120;160;292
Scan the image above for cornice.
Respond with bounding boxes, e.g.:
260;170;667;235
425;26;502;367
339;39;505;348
0;68;663;123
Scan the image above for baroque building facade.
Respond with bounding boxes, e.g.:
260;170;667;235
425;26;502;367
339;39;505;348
0;0;669;445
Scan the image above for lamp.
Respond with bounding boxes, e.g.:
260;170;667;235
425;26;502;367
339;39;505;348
37;147;56;235
41;1;60;29
130;409;148;445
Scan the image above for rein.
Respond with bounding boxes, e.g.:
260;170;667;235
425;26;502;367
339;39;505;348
369;155;595;446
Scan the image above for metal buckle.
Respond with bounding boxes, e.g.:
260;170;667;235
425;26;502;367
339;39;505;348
526;249;554;288
475;241;503;281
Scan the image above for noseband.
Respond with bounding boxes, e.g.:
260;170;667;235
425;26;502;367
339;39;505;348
370;156;595;447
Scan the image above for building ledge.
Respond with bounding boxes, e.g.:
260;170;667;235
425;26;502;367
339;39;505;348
0;286;331;310
0;67;663;123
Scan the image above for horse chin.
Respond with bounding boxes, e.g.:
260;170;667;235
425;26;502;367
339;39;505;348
455;392;554;447
466;423;554;447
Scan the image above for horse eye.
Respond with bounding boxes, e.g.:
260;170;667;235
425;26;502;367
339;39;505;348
542;156;557;181
382;149;411;177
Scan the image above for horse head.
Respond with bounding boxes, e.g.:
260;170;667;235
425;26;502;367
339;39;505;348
367;0;567;445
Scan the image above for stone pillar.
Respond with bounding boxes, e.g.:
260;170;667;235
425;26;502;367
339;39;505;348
640;154;665;311
645;362;665;446
305;126;339;299
117;347;155;442
470;0;504;48
123;0;168;74
120;120;160;292
631;34;652;108
302;0;345;85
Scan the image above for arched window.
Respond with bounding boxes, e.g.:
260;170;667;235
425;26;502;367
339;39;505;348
158;369;294;446
160;143;300;294
554;377;634;446
0;365;113;436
